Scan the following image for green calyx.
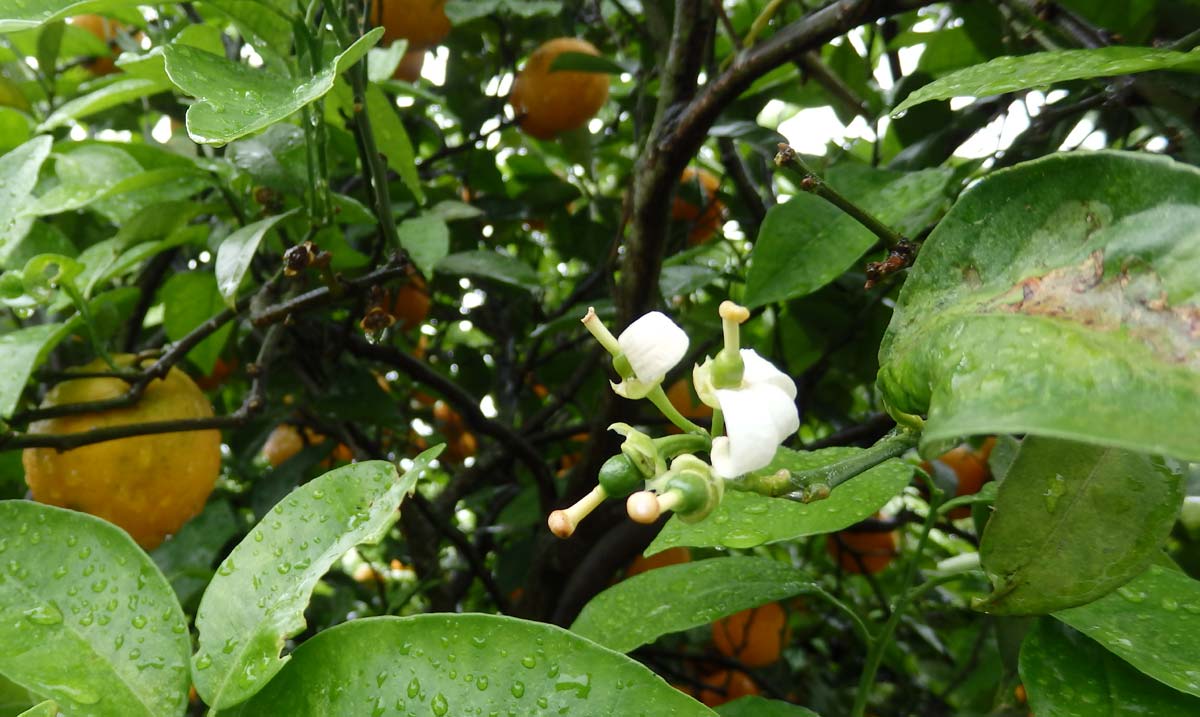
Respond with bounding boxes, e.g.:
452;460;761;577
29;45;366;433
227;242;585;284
710;348;744;389
665;455;723;523
598;454;644;498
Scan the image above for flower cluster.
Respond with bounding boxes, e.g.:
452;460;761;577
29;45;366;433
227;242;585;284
549;301;799;538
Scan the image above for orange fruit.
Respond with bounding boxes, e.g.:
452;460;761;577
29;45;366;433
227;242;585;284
261;424;322;467
392;277;430;332
712;602;790;667
509;38;610;139
665;379;712;434
22;355;221;549
671;168;724;245
393;49;425;82
921;437;997;519
431;401;476;463
626;547;691;578
72;15;140;76
827;519;899;575
195;357;236;391
696;670;759;707
1015;683;1027;704
373;0;451;48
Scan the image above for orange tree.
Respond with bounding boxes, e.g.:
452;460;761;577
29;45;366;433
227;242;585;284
0;1;1199;716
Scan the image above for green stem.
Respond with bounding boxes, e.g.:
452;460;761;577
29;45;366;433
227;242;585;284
710;407;724;440
799;584;872;647
646;385;707;436
652;432;711;459
774;144;906;249
729;427;919;499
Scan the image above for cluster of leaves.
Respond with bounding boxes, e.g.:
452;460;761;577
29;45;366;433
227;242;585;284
1;0;1199;716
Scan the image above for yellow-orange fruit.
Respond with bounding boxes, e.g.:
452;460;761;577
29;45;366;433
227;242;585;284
392;277;430;332
195;357;237;391
827;520;899;575
665;379;712;434
373;0;451;48
72;15;126;76
626;547;691;578
696;670;759;707
393;49;425;82
509;38;610;140
921;437;997;519
712;602;790;668
672;168;724;245
23;356;220;549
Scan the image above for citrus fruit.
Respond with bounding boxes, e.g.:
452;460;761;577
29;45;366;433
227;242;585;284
827;518;899;574
712;602;790;667
921;437;997;519
22;356;221;549
373;0;451;49
671;168;724;245
666;379;712;434
626;546;691;578
195;356;237;391
509;38;610;139
394;49;425;82
696;669;759;707
72;15;125;76
392;276;430;331
261;424;352;468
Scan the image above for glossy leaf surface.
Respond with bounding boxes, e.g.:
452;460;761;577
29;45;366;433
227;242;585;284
572;557;812;653
219;614;715;716
878;152;1200;461
192;454;435;709
0;502;190;717
979;437;1183;614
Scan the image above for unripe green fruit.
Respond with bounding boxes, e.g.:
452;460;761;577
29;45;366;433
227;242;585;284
598;454;643;498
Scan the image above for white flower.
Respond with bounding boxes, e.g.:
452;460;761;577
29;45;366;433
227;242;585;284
610;311;689;399
705;349;800;478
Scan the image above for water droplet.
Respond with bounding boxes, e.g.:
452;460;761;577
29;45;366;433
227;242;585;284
91;579;108;593
218;560;235;576
24;602;63;626
82;564;95;577
431;692;448;716
521;656;536;669
129;648;142;660
172;623;187;634
375;671;388;687
66;534;78;547
195;653;213;670
223;637;239;654
471;635;487;648
132;615;147;629
53;566;68;579
407;677;421;699
722;529;766;548
510;681;525;698
313;490;325;499
477;676;489;691
253;530;264;542
1117;586;1146;603
1162;597;1179;612
1043;473;1067;512
555;672;592;698
276;563;292;575
114;635;124;649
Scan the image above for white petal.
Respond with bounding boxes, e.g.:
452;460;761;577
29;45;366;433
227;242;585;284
691;359;719;408
711;383;800;478
617;311;689;383
740;349;797;399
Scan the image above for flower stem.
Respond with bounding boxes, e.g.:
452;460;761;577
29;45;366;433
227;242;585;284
581;307;622;355
646;385;707;436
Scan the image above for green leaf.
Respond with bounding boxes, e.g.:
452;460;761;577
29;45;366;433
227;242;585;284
28;144;142;217
716;697;820;717
0;501;190;716
1020;618;1200;717
979;437;1183;615
877;151;1200;462
437;250;539;289
161;272;232;376
36;78;171;132
431;199;483;221
151;500;239;609
571;557;812;653
163;28;382;146
1054;565;1200;697
191;454;437;709
0;0;148;32
744;165;953;307
214;210;296;307
0;323;71;419
15;701;57;717
0;674;33;717
363;83;423;204
0;136;52;266
217;614;716;716
647;447;913;555
894;47;1200;114
398;215;449;277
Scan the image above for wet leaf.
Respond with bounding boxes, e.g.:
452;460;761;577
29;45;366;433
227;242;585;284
0;502;190;717
191;453;438;709
877;152;1200;462
895;47;1200;114
398;215;449;277
745;164;953;307
163;29;381;145
218;614;715;716
214;210;296;307
1020;618;1200;716
36;79;171;133
0;0;147;32
437;250;539;289
1054;565;1200;697
979;437;1183;614
0;323;71;419
16;701;58;717
151;500;239;609
572;557;813;653
648;447;912;554
161;272;233;376
0;136;52;266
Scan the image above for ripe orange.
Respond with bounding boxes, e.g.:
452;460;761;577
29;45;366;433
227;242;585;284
696;670;759;707
22;356;221;549
827;519;899;574
72;15;127;76
432;401;476;463
921;437;997;519
712;602;790;667
262;424;352;467
393;49;425;82
626;547;691;578
392;277;430;332
509;38;610;139
373;0;451;49
672;168;724;245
